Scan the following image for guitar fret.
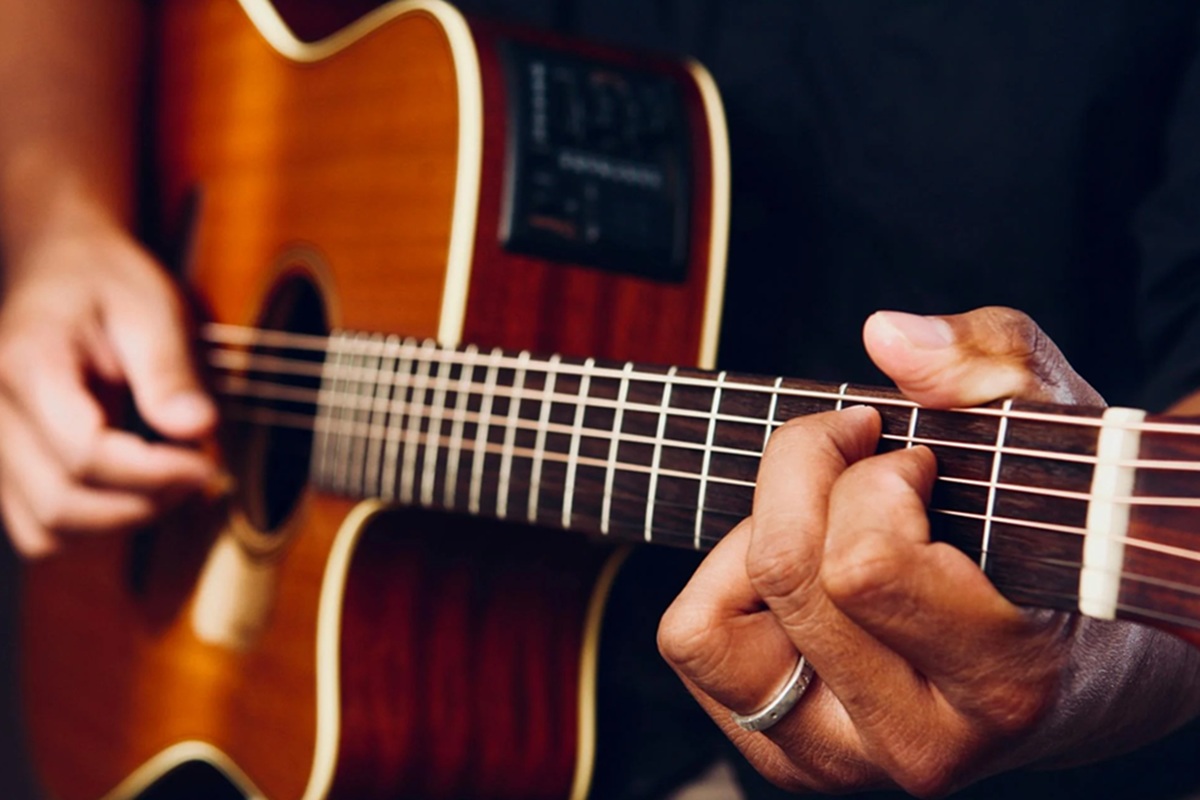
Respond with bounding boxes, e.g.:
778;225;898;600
694;372;727;549
312;330;345;490
529;355;562;524
329;332;358;494
601;363;635;535
348;333;379;497
834;381;850;411
420;353;451;507
400;340;436;505
327;334;354;494
497;351;531;520
444;344;478;510
364;335;399;498
381;338;416;501
562;357;595;529
764;376;784;452
469;348;504;516
980;399;1014;574
644;366;679;543
906;406;920;449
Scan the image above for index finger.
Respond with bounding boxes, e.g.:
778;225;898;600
1;334;214;492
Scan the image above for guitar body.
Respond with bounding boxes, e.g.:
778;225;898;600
21;1;729;798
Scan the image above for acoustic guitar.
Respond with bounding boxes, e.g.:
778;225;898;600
21;1;1200;799
24;1;727;798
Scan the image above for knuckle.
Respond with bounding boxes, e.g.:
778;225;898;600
973;681;1053;737
982;306;1047;365
656;602;723;677
59;435;104;483
820;532;906;609
980;306;1036;348
745;540;815;603
821;466;917;606
764;416;816;459
766;415;844;466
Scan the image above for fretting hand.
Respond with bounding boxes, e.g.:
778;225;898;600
658;306;1200;796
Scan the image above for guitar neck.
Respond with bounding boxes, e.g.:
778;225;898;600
207;324;1200;634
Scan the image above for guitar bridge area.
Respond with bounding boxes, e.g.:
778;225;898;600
499;40;692;282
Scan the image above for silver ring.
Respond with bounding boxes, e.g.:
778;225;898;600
729;655;816;733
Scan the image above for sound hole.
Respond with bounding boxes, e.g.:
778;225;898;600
227;272;328;534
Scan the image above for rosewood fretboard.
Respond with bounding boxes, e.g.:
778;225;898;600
206;325;1200;634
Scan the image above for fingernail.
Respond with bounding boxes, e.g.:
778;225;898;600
873;311;954;349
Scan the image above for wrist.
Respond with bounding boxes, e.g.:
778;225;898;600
1026;617;1200;771
0;148;130;278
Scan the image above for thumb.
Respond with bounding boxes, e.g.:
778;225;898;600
862;306;1104;408
104;277;216;442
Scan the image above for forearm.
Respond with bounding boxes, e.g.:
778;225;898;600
0;0;144;269
1019;616;1200;772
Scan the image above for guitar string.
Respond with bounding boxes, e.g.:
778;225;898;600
211;366;1200;610
219;398;1200;579
219;398;1200;622
202;323;1200;438
230;404;1196;623
207;327;1200;604
212;370;1200;511
200;327;1200;626
210;378;1200;572
205;348;1200;479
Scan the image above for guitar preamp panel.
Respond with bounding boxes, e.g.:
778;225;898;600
499;40;691;282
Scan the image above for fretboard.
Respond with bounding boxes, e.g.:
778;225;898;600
207;326;1200;633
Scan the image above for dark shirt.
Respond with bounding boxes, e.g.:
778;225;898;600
277;1;1200;408
443;0;1200;414
253;2;1200;798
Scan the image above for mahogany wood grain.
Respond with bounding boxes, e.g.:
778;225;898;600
332;511;611;799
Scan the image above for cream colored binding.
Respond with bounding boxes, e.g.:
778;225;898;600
686;61;730;371
99;742;266;800
568;547;633;800
245;0;484;793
